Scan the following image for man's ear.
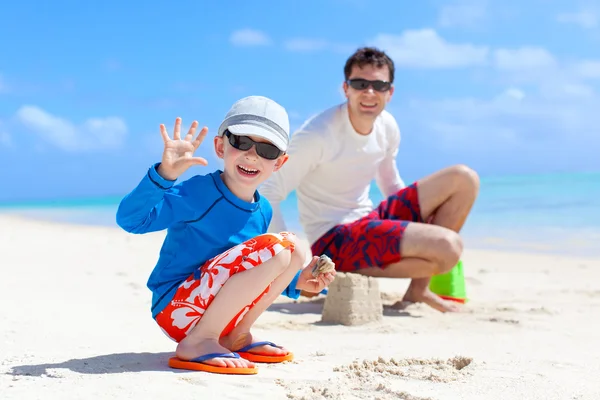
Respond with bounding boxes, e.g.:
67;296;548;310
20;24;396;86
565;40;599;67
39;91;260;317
214;136;225;159
387;84;395;101
342;81;349;99
273;154;289;171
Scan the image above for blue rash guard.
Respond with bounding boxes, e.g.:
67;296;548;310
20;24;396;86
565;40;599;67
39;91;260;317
116;163;302;318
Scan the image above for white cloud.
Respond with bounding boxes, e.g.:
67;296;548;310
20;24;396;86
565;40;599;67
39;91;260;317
230;29;272;47
372;29;489;68
283;29;490;67
404;88;599;151
486;47;600;102
561;83;596;97
15;106;127;152
574;60;600;79
557;10;598;29
503;87;526;100
493;47;557;71
488;47;585;96
395;42;600;161
438;0;488;28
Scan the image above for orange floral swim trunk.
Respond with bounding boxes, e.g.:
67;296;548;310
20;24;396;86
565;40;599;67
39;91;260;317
155;232;296;343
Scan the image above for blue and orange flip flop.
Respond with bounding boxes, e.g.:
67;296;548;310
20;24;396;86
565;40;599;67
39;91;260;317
168;352;258;375
235;341;294;363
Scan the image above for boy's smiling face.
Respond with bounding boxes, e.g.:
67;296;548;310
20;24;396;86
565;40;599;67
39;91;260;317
214;132;288;201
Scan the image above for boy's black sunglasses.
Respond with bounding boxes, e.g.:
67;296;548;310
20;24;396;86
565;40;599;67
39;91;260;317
346;78;392;92
224;130;284;160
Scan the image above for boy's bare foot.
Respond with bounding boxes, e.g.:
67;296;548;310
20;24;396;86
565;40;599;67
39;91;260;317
401;278;460;313
176;337;255;368
221;331;289;356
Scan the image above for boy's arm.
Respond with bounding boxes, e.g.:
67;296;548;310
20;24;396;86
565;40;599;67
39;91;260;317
116;163;196;234
281;270;303;299
375;120;405;197
260;128;324;233
281;260;331;299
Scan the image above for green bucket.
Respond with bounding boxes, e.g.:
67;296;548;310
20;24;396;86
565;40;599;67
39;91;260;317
429;259;468;303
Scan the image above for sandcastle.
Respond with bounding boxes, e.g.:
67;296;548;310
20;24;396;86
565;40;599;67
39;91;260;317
321;272;383;326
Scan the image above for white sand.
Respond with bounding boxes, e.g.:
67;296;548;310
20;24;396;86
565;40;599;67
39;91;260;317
1;215;599;400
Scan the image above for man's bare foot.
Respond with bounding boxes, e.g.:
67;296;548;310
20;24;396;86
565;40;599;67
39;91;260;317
220;331;289;356
176;337;255;368
402;278;461;313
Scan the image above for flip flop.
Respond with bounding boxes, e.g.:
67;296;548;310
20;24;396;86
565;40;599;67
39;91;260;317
168;352;258;375
235;341;294;363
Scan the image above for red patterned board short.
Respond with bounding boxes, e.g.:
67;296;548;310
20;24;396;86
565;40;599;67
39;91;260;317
310;183;423;272
155;232;296;343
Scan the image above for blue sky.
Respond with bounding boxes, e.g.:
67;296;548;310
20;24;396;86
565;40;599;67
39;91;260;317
0;0;599;201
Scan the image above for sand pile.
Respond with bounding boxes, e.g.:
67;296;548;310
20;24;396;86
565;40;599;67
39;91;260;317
333;355;474;383
321;272;383;326
279;356;473;400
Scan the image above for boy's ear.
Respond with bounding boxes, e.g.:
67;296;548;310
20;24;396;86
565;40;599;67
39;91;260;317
214;136;225;159
273;153;289;172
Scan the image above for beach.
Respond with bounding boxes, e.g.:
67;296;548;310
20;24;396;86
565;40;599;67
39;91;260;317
1;214;599;400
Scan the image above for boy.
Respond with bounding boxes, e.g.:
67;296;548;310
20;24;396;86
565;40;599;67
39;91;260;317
116;96;335;375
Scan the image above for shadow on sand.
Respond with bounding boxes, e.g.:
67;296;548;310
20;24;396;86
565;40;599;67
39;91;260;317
7;351;177;377
8;300;422;377
267;297;421;319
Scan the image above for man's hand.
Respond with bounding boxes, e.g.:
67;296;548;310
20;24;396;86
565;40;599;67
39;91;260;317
157;117;209;181
295;256;336;293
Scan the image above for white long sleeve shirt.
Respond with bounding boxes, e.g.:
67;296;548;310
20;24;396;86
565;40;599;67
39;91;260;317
259;102;405;245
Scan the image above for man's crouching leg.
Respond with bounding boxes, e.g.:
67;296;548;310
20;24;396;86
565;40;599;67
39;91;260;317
357;222;463;312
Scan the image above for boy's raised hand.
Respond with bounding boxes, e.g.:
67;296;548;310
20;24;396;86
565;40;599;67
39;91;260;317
157;117;209;181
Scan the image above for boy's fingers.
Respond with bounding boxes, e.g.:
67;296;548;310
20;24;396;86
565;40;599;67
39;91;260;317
319;273;334;287
193;126;209;149
190;157;209;166
184;121;198;141
173;117;182;140
159;124;170;143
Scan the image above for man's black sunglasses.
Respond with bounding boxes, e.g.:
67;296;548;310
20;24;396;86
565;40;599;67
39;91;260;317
346;78;392;92
224;130;284;160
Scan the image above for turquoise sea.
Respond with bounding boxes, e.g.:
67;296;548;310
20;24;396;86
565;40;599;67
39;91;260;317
2;171;599;256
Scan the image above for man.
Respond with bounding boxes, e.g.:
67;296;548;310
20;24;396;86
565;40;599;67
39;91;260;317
260;47;479;312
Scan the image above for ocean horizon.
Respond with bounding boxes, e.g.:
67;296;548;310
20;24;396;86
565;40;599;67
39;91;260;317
2;171;599;257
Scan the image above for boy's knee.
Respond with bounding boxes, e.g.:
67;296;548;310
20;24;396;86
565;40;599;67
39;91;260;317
290;239;310;269
271;248;293;273
280;232;307;254
264;232;309;270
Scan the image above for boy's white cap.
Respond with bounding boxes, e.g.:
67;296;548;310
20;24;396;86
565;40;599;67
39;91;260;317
217;96;290;152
